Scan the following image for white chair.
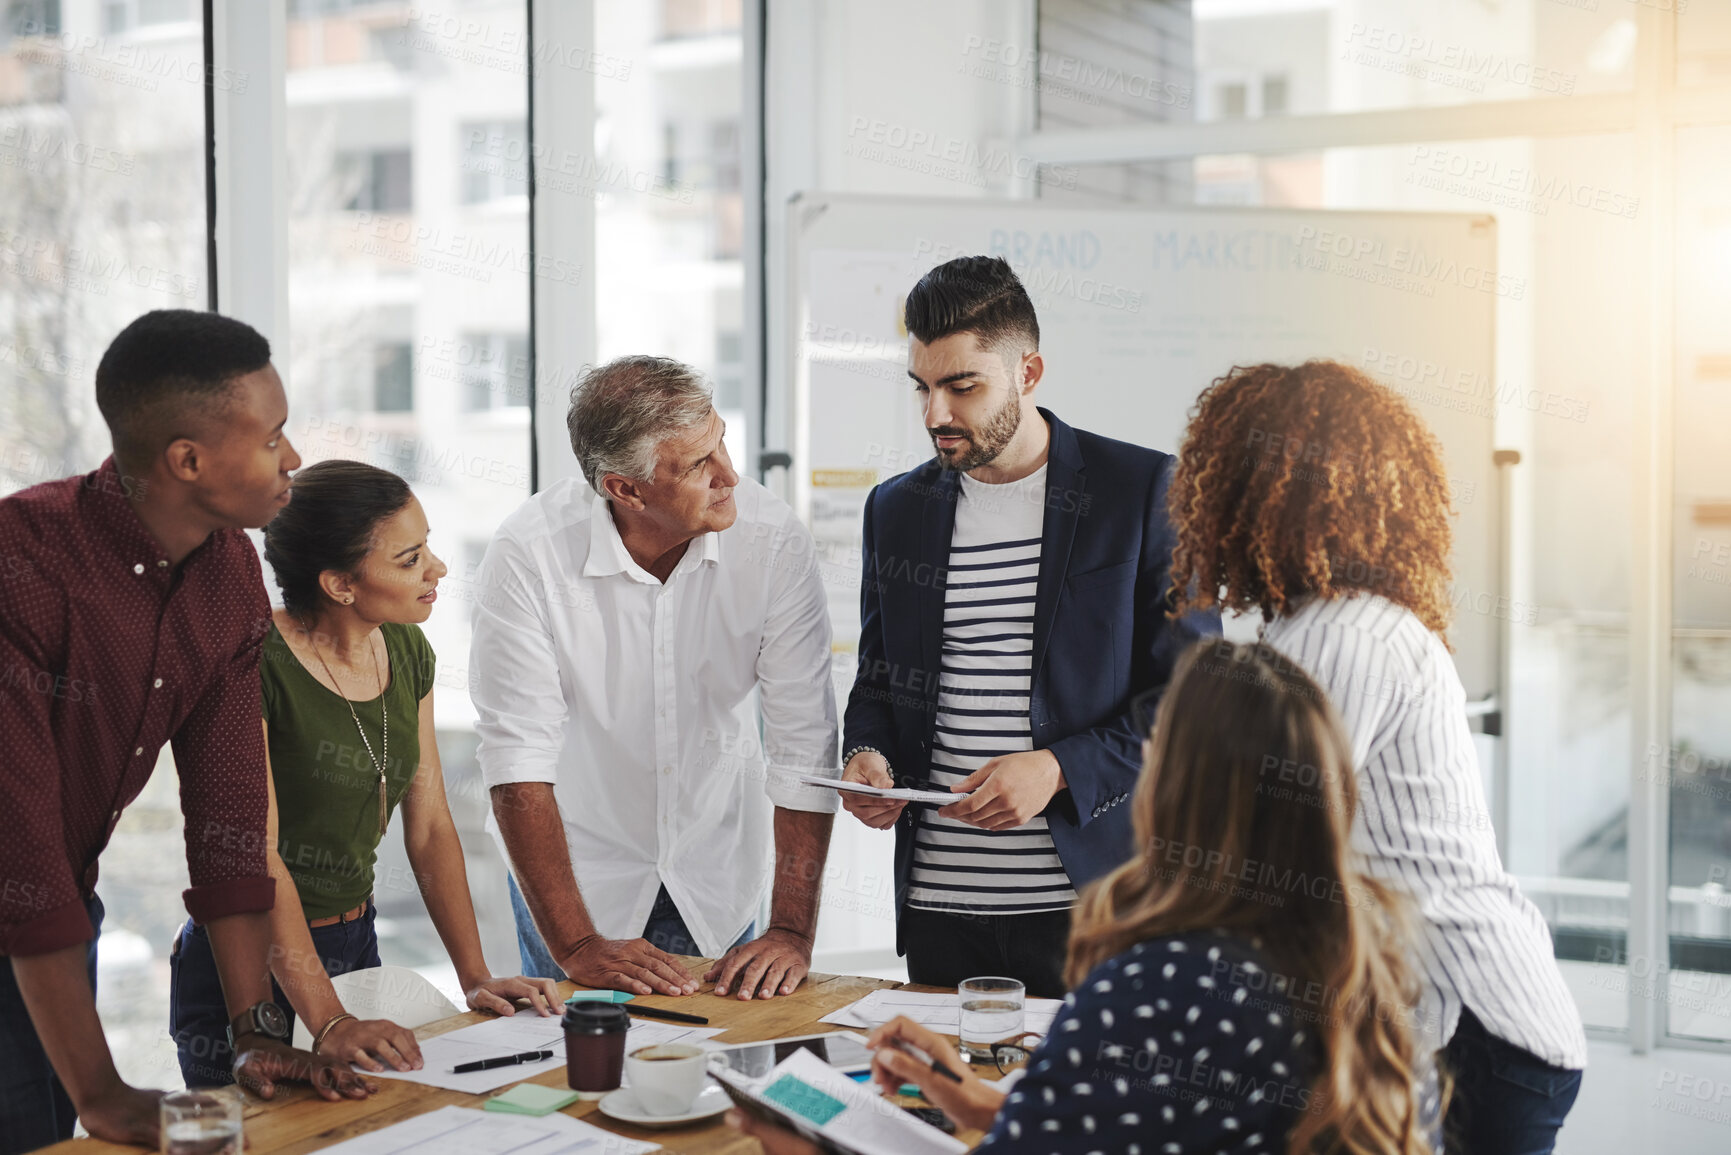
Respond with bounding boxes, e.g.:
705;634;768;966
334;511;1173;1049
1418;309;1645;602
289;965;462;1050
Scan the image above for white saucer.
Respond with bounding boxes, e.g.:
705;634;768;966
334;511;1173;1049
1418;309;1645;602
597;1083;730;1128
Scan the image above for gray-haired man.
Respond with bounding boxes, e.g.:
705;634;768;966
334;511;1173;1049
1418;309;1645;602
470;356;839;1000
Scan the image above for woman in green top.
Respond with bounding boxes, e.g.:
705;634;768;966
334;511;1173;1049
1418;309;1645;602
170;460;558;1086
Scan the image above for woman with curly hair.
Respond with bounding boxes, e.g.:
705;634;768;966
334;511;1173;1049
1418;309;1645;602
729;639;1436;1154
1166;360;1585;1155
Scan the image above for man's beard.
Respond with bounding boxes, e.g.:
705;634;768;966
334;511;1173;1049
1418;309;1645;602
929;390;1022;471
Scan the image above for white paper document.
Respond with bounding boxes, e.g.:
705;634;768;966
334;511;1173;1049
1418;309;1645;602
367;1007;723;1094
313;1104;658;1154
819;989;1062;1037
796;774;971;806
714;1046;968;1155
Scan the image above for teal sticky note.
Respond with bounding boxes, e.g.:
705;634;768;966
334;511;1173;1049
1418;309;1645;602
761;1075;847;1126
485;1083;582;1116
564;989;635;1004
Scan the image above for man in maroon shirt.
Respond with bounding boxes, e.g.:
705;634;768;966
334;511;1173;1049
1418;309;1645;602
0;311;375;1151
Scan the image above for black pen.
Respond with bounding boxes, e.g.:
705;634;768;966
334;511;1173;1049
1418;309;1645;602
451;1049;555;1074
624;1004;711;1025
890;1039;963;1083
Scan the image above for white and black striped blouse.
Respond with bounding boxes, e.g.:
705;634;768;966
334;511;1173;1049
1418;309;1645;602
1262;592;1588;1069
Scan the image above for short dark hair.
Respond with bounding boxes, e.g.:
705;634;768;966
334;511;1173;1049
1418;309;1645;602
94;309;272;469
903;256;1040;356
263;459;413;617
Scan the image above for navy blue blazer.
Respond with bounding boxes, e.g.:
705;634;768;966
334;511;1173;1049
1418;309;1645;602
843;408;1220;953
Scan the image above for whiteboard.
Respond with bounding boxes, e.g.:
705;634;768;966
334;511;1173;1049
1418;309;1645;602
787;192;1500;700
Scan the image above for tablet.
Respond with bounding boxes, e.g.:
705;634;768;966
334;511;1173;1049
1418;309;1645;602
706;1030;875;1079
710;1067;859;1155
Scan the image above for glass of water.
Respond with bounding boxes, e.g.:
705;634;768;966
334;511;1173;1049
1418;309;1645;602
160;1086;242;1155
958;976;1025;1062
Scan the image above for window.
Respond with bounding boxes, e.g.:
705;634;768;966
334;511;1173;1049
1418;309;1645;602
1678;5;1731;87
460;120;528;205
286;1;532;1004
1034;0;1194;206
1024;0;1731;1050
595;0;747;466
458;332;529;413
1;0;763;1092
661;0;741;40
339;148;412;214
1216;80;1247;119
0;11;206;491
458;537;492;625
1667;123;1731;1042
714;329;742;411
1191;0;1631;125
373;342;413;413
4;0;56;38
0;0;209;1089
1260;73;1287;116
101;0;193;34
712;119;740;192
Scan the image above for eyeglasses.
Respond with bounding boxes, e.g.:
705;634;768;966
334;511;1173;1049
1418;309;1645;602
987;1034;1046;1075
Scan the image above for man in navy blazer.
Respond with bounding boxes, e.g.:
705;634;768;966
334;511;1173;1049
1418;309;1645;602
839;257;1219;998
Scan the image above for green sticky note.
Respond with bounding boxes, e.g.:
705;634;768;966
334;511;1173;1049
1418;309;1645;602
485;1083;582;1116
761;1075;847;1126
564;989;636;1003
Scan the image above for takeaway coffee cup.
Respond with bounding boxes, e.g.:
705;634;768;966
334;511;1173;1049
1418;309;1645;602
564;1003;630;1099
623;1043;710;1116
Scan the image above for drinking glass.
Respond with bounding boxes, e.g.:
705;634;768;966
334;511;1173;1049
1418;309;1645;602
958;976;1025;1062
160;1086;242;1155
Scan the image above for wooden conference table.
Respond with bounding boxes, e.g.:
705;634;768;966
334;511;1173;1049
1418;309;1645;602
48;959;992;1154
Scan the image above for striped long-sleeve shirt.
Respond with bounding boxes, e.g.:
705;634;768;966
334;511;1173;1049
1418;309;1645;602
907;464;1078;915
1262;592;1587;1069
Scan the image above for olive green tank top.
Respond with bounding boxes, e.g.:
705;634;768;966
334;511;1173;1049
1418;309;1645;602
261;621;436;919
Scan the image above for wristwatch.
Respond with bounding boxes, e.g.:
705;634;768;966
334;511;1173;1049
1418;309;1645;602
226;1000;290;1052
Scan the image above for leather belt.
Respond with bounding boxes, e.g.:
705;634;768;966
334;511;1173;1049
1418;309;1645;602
308;896;370;928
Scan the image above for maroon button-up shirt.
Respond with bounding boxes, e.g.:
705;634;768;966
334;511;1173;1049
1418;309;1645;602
0;458;276;955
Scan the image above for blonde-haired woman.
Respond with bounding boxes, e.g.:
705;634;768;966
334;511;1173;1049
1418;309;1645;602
730;639;1435;1155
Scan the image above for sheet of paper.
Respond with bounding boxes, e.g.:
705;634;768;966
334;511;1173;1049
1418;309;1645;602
314;1103;659;1154
621;1017;727;1051
716;1047;968;1155
819;989;1062;1037
796;774;970;806
367;1007;723;1094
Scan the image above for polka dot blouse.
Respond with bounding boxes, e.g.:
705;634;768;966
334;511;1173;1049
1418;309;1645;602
980;929;1318;1154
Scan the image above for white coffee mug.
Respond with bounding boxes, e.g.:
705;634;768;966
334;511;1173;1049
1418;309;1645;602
624;1043;710;1116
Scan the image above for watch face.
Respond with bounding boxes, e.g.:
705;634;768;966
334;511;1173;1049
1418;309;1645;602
256;1001;289;1039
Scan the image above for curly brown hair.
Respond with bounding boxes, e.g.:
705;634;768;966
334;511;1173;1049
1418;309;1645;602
1167;360;1456;636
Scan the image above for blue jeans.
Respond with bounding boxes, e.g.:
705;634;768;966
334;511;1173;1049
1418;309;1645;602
0;896;101;1155
507;875;754;980
1443;1005;1583;1155
168;902;381;1088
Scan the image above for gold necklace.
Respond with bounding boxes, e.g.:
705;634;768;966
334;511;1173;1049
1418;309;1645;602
306;626;390;836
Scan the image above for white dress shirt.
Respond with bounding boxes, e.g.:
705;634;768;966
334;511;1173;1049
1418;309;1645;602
469;476;839;958
1263;592;1587;1069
